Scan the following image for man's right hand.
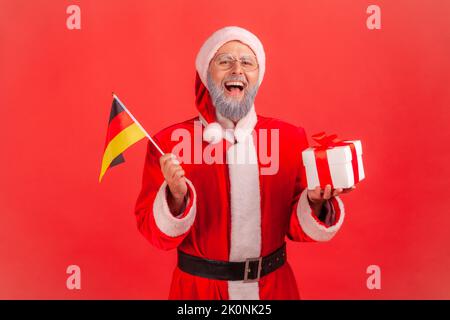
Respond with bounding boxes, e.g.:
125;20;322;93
159;153;187;214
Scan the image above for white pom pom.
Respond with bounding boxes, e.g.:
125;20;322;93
203;122;223;144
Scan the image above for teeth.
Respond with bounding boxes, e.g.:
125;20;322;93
225;81;245;88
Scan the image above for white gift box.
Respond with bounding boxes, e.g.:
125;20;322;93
302;140;365;190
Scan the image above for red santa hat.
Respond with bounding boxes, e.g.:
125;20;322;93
194;26;266;144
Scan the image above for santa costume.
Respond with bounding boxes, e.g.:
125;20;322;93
134;26;345;300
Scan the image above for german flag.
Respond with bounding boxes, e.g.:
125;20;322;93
99;95;148;182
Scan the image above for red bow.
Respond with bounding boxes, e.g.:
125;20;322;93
310;132;360;188
312;132;342;148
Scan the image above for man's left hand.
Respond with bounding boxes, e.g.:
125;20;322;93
307;184;355;217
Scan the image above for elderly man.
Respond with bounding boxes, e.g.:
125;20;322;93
135;26;353;300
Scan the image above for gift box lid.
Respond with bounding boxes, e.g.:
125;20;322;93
302;140;362;166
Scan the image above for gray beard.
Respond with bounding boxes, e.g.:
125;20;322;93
206;71;259;122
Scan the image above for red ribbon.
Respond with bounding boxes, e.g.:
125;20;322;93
311;132;360;188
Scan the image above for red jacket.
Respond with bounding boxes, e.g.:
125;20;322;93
134;109;345;300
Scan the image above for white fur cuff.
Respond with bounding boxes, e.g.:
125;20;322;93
153;178;197;237
297;189;345;242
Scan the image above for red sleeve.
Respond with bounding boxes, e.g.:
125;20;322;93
286;127;345;242
134;139;197;250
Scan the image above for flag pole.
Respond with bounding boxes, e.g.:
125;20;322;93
112;92;165;156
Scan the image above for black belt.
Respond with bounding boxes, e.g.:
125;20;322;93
177;243;287;282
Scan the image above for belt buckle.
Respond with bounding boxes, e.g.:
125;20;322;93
243;257;262;283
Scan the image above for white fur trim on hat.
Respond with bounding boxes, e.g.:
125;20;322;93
195;26;266;87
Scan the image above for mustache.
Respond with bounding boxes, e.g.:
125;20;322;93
206;71;259;122
221;75;248;87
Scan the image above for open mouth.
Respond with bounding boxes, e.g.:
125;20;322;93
224;81;246;96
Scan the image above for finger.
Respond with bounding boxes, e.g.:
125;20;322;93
175;176;186;187
323;184;332;200
308;186;321;201
342;186;356;193
161;153;179;170
167;164;181;179
169;153;181;166
163;159;175;175
171;168;185;180
159;153;173;167
163;157;182;174
173;176;187;192
314;186;322;197
332;188;343;197
173;171;185;181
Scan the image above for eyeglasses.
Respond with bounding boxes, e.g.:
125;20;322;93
212;53;259;72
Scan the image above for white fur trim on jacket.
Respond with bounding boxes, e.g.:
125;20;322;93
203;122;223;144
228;282;259;300
153;178;197;237
199;103;261;299
200;106;258;144
297;189;345;242
227;132;261;300
195;26;266;87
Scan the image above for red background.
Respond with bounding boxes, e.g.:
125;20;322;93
1;0;449;299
